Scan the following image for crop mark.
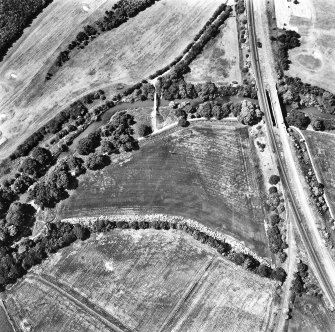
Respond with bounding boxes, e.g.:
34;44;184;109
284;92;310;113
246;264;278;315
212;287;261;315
28;273;132;332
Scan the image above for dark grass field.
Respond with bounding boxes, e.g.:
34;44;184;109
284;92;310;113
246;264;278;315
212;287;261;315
59;121;269;257
303;131;335;214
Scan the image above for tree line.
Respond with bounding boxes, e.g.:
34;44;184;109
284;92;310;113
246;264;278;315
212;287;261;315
156;75;257;102
148;4;232;80
47;0;159;78
0;217;287;292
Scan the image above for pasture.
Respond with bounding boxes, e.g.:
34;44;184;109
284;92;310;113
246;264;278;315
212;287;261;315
274;0;335;93
5;230;277;332
303;131;335;214
0;0;225;159
59;121;269;257
185;16;241;84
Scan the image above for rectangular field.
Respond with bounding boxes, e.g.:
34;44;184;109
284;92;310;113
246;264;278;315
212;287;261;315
5;230;276;332
59;121;269;257
0;0;225;159
303;131;335;214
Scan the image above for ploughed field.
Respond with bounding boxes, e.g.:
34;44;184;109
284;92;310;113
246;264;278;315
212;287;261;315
4;230;277;332
303;131;335;214
0;0;225;159
59;121;269;257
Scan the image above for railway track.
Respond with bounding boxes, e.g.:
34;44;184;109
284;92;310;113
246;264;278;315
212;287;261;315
246;0;335;307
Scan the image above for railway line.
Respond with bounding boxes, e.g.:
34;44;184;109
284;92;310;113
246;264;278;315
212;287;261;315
246;0;335;307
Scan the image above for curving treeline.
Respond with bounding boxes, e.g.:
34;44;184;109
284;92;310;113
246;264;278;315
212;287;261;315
0;214;286;292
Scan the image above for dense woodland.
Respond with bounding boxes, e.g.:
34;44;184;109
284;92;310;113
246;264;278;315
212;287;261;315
0;0;53;61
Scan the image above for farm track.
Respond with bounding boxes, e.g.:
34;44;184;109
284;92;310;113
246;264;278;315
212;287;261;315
28;273;131;332
158;256;215;332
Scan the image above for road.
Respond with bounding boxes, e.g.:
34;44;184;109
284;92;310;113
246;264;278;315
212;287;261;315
246;0;335;308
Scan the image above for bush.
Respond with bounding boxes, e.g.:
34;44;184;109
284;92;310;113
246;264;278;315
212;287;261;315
31;147;53;166
85;153;110;171
178;117;188;127
312;119;324;131
269;175;280;185
137;124;152;137
19;158;43;178
77;132;101;155
256;264;271;278
269;214;281;226
291;272;304;294
269;186;278;194
268;225;284;254
101;140;115;155
286;111;310;130
272;267;287;283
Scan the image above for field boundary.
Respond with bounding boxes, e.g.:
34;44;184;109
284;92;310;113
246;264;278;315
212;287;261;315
28;273;132;332
61;213;272;266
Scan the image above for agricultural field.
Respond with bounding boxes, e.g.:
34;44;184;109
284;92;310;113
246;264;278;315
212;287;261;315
303;131;335;214
184;16;241;84
58;121;270;257
4;230;277;332
274;0;335;93
0;0;227;159
288;294;335;332
4;277;113;332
